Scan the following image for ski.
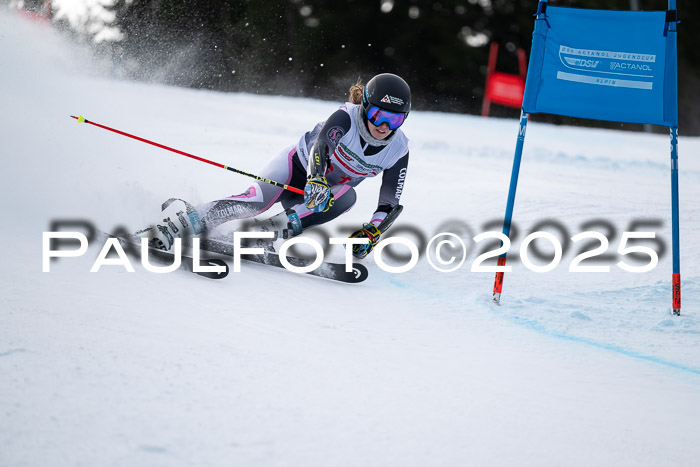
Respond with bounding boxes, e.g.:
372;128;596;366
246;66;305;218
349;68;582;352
96;231;368;283
198;237;369;283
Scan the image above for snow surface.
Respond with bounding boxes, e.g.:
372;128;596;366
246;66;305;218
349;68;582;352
2;9;700;467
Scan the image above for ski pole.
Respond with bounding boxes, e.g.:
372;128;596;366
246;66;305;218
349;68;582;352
70;115;305;195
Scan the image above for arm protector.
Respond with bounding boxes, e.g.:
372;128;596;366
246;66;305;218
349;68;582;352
307;109;351;177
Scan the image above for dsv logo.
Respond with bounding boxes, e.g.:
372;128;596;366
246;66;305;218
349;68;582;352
564;57;600;69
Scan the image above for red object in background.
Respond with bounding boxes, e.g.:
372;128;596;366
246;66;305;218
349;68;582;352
16;0;52;24
482;42;528;116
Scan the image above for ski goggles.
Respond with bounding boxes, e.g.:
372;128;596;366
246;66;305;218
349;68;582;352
366;105;407;130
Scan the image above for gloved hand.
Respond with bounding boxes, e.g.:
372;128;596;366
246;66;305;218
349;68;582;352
348;223;382;259
304;175;334;213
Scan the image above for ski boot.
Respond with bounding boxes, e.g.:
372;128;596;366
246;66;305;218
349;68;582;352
239;208;303;252
135;198;205;251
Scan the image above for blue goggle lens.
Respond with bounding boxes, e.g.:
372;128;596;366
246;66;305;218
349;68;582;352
366;106;406;130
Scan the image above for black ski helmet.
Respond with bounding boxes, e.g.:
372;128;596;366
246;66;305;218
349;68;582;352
362;73;411;117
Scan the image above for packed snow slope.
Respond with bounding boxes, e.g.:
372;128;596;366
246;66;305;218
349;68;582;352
2;9;700;467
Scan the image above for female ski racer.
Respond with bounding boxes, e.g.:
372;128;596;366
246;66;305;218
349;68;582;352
141;73;411;260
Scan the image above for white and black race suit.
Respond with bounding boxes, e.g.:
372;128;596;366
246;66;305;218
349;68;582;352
197;102;410;231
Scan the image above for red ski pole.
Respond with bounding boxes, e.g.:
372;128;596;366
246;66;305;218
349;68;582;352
70;115;304;195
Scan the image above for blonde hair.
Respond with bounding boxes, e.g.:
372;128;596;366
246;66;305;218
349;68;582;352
349;77;364;105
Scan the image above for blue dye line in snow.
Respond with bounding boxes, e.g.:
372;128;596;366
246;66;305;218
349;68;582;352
388;278;411;289
387;275;700;375
504;314;700;376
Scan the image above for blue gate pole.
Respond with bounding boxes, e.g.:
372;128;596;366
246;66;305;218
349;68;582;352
492;0;547;304
670;127;681;315
668;0;681;315
493;110;529;304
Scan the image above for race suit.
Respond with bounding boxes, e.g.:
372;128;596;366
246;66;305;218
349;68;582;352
196;102;410;231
